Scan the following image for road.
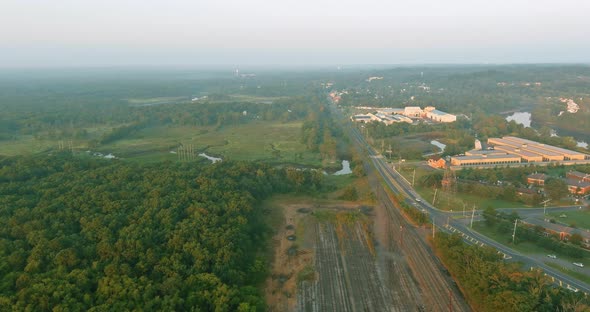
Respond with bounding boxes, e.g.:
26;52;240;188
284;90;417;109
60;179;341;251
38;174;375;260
339;107;470;310
347;123;590;295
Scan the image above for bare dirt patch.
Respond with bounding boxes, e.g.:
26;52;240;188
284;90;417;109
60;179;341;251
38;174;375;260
264;200;367;312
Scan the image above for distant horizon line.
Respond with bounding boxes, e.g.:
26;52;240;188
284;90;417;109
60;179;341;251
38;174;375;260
1;62;589;71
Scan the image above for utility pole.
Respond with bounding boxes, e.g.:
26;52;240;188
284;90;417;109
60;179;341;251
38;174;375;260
512;219;518;244
412;168;416;186
433;188;438;205
400;225;404;249
449;289;453;312
470;205;476;228
432;218;436;239
541;199;551;215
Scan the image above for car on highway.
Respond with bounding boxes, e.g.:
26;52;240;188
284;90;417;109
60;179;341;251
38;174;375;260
415;198;421;202
547;254;557;259
573;262;584;268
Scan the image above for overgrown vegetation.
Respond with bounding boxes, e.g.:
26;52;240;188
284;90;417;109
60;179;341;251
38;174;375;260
434;232;590;311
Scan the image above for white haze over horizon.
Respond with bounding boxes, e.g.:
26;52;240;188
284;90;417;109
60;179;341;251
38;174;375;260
1;0;589;67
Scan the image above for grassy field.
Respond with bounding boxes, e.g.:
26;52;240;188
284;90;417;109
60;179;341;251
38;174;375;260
0;125;114;157
473;223;590;260
397;165;525;210
0;135;58;156
1;121;324;167
79;121;322;165
473;223;548;253
545;262;590;285
547;210;590;231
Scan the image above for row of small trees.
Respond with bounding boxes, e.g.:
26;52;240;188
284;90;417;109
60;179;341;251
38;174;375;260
434;232;589;311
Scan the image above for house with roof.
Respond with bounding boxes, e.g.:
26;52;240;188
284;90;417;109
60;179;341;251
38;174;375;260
566;178;590;195
527;173;548;186
567;170;590;183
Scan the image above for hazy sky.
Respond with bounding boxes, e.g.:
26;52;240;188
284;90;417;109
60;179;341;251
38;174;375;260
1;0;589;67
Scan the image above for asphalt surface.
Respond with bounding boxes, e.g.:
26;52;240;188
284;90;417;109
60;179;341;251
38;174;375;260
348;124;590;295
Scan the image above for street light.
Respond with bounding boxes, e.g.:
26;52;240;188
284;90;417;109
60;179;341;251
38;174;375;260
512;219;518;244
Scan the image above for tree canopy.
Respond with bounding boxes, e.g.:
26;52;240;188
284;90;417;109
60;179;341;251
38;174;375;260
0;155;321;310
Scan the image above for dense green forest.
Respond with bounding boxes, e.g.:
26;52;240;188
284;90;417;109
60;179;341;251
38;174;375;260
434;232;590;311
0;154;323;311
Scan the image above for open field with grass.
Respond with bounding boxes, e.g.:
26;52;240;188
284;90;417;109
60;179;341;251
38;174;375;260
396;165;525;210
0;135;60;156
473;222;590;284
473;223;552;254
0;125;116;157
473;222;590;260
1;121;325;165
101;121;321;165
547;210;590;231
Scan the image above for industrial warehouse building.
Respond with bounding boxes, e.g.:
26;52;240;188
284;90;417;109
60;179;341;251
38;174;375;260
424;106;457;123
351;112;412;124
488;136;586;161
450;153;521;166
451;136;589;167
352;106;456;124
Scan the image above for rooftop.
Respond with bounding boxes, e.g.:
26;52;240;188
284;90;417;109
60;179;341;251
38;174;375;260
527;173;548;180
452;154;521;161
566;178;590;188
568;171;590;179
430;109;451;116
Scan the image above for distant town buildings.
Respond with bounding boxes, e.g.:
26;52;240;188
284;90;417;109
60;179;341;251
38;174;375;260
350;106;456;125
559;98;580;114
366;76;384;82
527;173;548;186
566;171;590;195
428;158;447;169
424;106;457;123
329;90;348;104
451;136;590;167
350;113;412;124
474;139;482;150
526;172;590;195
496;82;542;87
